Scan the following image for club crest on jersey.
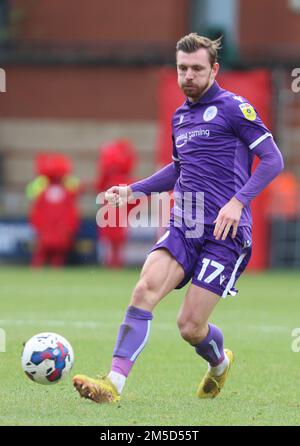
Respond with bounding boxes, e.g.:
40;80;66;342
239;103;256;121
203;105;218;122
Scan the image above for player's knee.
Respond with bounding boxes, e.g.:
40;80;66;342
178;323;198;344
130;277;156;308
177;319;207;345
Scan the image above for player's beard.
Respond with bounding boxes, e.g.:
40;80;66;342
181;70;213;102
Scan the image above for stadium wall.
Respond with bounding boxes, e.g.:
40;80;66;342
239;0;300;61
11;0;189;45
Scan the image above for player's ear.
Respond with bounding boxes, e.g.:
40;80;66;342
212;63;219;78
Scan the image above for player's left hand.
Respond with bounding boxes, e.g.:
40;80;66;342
213;197;244;241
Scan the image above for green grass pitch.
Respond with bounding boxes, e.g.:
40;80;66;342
0;266;299;426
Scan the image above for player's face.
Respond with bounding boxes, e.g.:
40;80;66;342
177;48;219;102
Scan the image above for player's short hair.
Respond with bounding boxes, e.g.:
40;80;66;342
176;33;222;66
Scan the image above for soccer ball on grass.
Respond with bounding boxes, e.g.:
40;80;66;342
21;332;74;385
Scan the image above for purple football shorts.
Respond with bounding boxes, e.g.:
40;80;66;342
148;222;252;298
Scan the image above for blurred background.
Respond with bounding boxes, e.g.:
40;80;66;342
0;0;299;270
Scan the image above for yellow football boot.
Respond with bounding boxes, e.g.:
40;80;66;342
72;374;120;403
197;349;234;399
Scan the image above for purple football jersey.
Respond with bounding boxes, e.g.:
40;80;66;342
172;81;272;227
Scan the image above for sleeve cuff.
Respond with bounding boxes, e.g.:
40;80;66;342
234;192;249;207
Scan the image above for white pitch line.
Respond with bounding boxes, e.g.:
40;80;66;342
0;319;291;333
247;325;289;333
0;319;103;329
0;319;173;330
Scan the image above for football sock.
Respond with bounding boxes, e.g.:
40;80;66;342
195;323;225;368
109;305;153;393
107;370;126;394
209;354;229;376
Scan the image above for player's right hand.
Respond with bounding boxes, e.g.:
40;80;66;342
104;185;133;207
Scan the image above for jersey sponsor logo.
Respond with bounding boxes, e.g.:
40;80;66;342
175;128;210;148
203;105;218;122
239;103;256;121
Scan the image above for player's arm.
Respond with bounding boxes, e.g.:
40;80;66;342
105;135;180;207
214;99;284;241
214;137;284;240
234;137;284;206
105;162;180;207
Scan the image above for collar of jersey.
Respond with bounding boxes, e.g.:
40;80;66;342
185;81;221;107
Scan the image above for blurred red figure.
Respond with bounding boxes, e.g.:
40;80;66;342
267;170;299;218
96;139;137;268
29;153;80;267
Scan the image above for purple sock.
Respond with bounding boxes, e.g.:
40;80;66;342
195;323;225;367
111;305;153;377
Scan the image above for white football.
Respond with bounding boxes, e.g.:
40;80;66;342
21;332;74;385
